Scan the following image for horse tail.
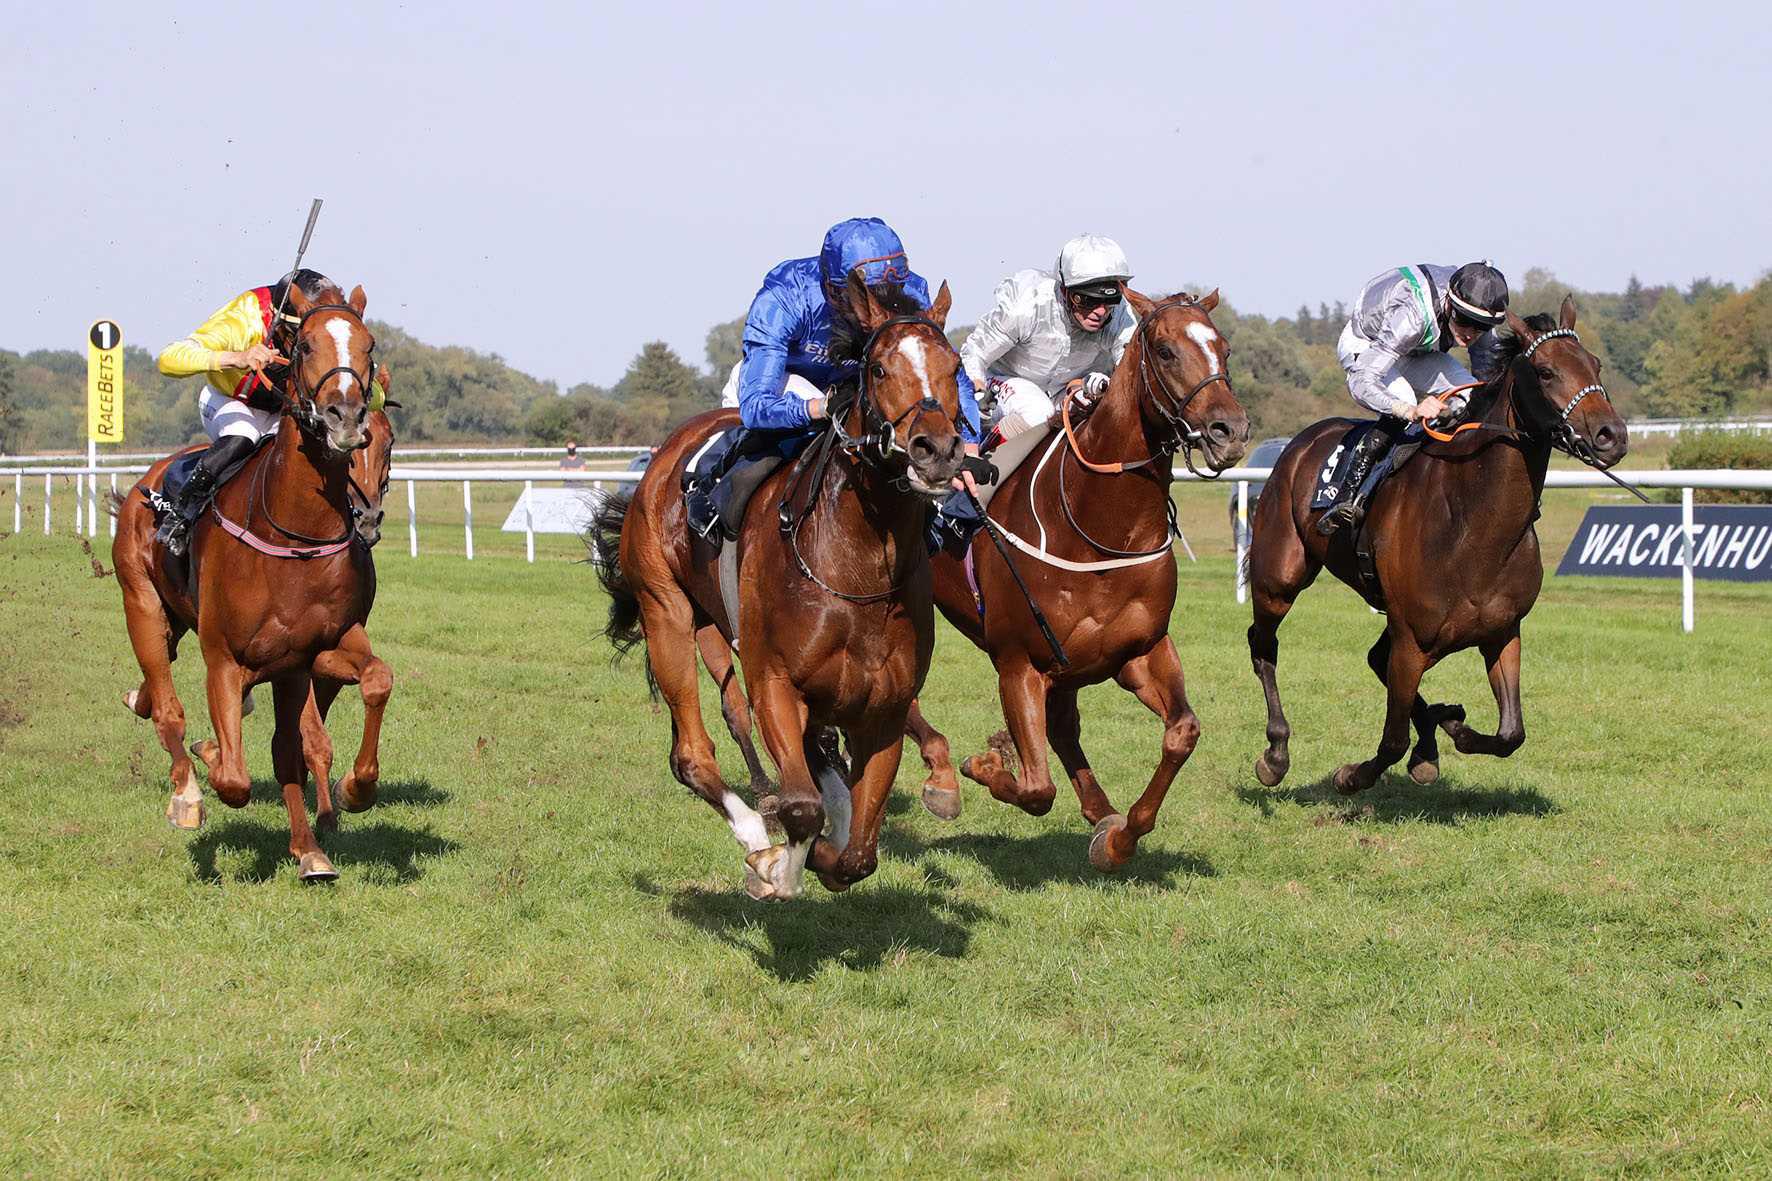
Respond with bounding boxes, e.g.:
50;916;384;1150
586;490;654;691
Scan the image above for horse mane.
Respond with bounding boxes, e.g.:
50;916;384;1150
827;282;923;367
1468;312;1558;428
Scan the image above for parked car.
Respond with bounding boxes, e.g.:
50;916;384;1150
1229;436;1292;547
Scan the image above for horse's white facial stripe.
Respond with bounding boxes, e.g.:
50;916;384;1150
899;335;934;400
324;319;356;396
1185;322;1222;376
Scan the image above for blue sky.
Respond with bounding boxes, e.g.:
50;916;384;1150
4;0;1767;387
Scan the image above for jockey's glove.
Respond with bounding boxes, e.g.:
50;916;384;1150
1083;372;1111;397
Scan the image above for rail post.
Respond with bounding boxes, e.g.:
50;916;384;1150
1681;486;1695;634
523;479;535;563
109;473;117;537
13;472;21;532
74;472;83;535
1235;479;1248;604
463;480;474;560
407;479;418;558
43;474;51;535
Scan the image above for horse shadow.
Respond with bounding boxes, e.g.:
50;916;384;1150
1234;771;1556;825
242;776;450;808
650;872;993;983
889;826;1216;891
189;778;461;884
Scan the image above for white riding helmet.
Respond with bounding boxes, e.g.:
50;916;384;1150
1056;234;1132;296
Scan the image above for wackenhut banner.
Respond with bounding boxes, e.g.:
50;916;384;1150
1557;504;1772;582
87;319;124;443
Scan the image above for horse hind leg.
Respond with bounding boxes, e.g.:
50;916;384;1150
695;624;775;804
303;679;342;833
311;625;392;813
1335;627;1431;794
117;571;203;828
810;720;904;893
905;698;962;821
1095;637;1201;871
1440;628;1525;757
1246;508;1319;789
1364;631;1449;785
1046;685;1116;826
960;659;1058;817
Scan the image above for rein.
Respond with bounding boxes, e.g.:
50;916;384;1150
1061;296;1232;479
778;313;958;602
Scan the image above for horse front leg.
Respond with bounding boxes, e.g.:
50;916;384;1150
311;624;392;813
1440;627;1525;757
1335;625;1430;794
272;675;335;881
695;624;774;803
1364;631;1454;785
960;658;1057;816
1046;685;1117;825
1098;637;1201;871
191;639;253;811
811;719;904;893
746;675;823;900
118;573;203;828
303;679;343;833
905;698;962;821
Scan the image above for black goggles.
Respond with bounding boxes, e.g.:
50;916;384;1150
1069;287;1123;310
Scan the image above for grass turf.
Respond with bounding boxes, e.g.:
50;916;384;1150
1;481;1769;1177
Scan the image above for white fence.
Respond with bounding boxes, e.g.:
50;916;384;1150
1624;417;1772;438
11;463;1770;635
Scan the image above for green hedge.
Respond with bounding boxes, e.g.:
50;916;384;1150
1665;430;1772;503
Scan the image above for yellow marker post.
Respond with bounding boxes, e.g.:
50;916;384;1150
87;320;124;537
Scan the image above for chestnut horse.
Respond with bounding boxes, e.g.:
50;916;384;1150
1245;297;1627;794
592;275;967;900
906;290;1250;870
113;281;393;881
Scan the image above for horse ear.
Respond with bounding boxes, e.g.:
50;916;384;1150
1558;293;1577;330
1124;287;1156;319
1198;288;1221;313
286;283;313;316
926;280;952;329
845;270;888;332
349;285;368;316
1504;310;1532;344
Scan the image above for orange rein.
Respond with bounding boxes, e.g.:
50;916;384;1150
1419;382;1486;442
1059;390;1159;474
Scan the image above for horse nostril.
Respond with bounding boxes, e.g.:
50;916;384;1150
908;434;937;463
1594;426;1616;450
356;407;367;427
1208;420;1233;442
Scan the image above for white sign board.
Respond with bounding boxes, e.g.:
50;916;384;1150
500;486;605;534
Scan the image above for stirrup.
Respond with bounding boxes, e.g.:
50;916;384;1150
1315;499;1363;537
160;517;193;557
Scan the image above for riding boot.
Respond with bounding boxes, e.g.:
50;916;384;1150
1316;424;1399;537
158;435;255;556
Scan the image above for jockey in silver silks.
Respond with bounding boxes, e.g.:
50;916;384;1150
1316;260;1510;535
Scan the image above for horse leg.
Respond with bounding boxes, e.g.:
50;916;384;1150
1094;637;1201;871
810;720;903;893
960;659;1057;817
190;642;253;811
745;675;824;900
272;675;335;881
905;698;962;821
310;624;392;813
637;585;769;891
1334;625;1430;794
118;575;202;828
1046;685;1116;826
1364;631;1448;785
694;624;774;802
303;679;342;833
1247;548;1318;789
1440;627;1525;757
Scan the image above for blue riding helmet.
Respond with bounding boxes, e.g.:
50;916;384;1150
819;218;913;290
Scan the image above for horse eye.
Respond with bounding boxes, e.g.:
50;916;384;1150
871;363;886;379
1536;366;1555;381
1157;345;1175;361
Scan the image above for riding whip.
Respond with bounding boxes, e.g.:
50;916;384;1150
965;488;1071;669
273;198;325;323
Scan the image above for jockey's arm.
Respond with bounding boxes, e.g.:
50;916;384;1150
157;291;278;380
958;291;1021;393
735;288;815;432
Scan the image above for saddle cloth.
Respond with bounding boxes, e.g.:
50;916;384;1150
140;440;266;520
1310;421;1389;510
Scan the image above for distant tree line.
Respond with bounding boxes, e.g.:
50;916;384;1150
3;269;1768;454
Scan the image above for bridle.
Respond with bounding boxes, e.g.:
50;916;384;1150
275;301;378;443
778;313;961;602
1517;326;1613;466
1064;296;1234;479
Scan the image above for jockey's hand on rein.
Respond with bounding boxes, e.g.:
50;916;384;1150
221;342;287;372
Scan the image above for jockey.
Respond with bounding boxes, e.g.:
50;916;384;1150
153;269;383;556
722;217;981;450
1316;261;1509;536
958;234;1137;495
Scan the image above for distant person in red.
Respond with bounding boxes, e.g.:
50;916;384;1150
558;440;587;471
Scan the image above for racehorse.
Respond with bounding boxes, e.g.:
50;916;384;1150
904;289;1250;871
1244;297;1627;793
112;280;394;881
591;274;968;900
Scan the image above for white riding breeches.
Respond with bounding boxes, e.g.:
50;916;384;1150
198;387;282;444
719;362;824;409
1337;323;1474;417
975;376;1063;512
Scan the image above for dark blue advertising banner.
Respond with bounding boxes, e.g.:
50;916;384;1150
1556;504;1772;582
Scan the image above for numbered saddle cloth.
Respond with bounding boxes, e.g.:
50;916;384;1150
140;441;266;520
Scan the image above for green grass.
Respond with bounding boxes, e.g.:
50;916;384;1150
2;487;1770;1177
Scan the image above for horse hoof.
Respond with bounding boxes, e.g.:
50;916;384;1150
922;782;963;821
298;852;338;883
1433;704;1467;735
165;793;205;831
1254;752;1287;788
124;689;144;716
745;846;796;901
1088;814;1130;873
1332;764;1364;795
1408;759;1440;785
743;863;774;901
816;870;851;894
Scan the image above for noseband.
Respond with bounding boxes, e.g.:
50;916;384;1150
1519;326;1612;465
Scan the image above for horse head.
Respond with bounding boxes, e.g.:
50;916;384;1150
842;271;968;499
1503;295;1627;469
349;403;397;547
1123;288;1251;473
281;281;377;456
